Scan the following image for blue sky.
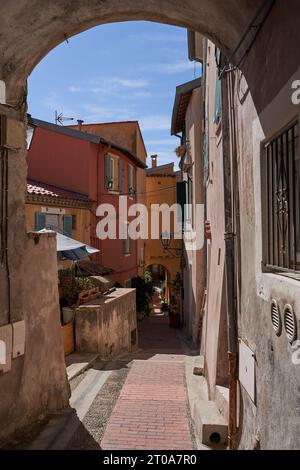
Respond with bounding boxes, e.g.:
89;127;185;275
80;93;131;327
28;21;201;168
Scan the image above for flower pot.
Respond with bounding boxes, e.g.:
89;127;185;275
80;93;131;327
175;145;186;158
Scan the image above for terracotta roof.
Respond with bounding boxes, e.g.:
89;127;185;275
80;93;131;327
76;259;113;276
27;180;92;205
171;78;202;135
28;116;147;170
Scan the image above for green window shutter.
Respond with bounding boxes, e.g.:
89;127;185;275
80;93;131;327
177;181;187;225
35;212;46;231
104;154;111;189
63;214;73;237
127;164;131;193
214;49;222;125
214;78;222;124
118;159;123;192
133;168;136;193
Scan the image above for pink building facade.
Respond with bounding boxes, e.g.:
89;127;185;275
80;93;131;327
27;117;147;287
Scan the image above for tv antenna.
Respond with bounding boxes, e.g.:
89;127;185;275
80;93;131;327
55;110;75;126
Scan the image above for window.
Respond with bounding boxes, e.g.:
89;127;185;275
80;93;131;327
122;222;131;256
105;154;122;192
128;164;136;196
263;121;299;272
35;212;72;237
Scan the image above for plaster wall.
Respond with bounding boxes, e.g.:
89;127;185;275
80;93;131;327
75;288;137;359
182;87;206;343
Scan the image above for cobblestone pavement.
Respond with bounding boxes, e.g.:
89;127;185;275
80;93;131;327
100;297;195;450
3;295;197;451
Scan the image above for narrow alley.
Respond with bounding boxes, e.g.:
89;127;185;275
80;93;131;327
5;295;205;451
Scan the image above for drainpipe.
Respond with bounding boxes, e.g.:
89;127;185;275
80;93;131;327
221;67;239;450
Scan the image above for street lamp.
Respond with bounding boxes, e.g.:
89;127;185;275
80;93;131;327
160;231;182;258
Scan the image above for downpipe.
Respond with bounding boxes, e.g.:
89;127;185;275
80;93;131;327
221;68;239;450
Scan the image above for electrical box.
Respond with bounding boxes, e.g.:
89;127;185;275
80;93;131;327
0;324;12;374
12;320;26;358
0;115;24;150
239;339;256;404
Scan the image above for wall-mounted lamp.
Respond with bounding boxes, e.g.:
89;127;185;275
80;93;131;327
160;231;182;258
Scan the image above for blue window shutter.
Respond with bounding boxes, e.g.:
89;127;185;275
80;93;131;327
118;159;123;192
63;215;73;237
104;154;110;189
214;77;222;124
35;212;46;231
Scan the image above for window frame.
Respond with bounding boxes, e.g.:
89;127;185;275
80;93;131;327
262;120;299;274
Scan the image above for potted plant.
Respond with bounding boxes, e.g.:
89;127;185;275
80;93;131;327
175;144;186;158
168;272;182;328
131;274;155;320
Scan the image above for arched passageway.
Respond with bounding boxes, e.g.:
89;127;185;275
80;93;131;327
0;0;263;101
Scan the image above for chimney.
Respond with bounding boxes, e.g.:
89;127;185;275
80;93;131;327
151;154;158;169
77;119;84;131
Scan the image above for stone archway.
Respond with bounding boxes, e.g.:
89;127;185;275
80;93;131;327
0;0;263;102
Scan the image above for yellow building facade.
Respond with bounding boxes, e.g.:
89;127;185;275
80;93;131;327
145;156;182;302
26;180;92;265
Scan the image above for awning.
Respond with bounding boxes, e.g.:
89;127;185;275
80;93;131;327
39;229;99;261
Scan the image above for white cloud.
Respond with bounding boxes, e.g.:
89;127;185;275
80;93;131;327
68;77;150;96
145;138;177;147
140;60;198;75
112;78;149;88
129;33;186;44
139;115;171;132
82;104;137;122
42;92;77;118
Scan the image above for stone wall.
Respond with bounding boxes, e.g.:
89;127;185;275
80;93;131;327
0;232;70;444
75;289;137;359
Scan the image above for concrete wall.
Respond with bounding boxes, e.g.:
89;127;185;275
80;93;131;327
75;288;137;359
0;232;70;444
201;41;228;399
182;87;206;343
145;162;181;296
231;1;300;450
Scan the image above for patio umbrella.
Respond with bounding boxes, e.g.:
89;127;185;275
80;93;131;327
39;229;99;261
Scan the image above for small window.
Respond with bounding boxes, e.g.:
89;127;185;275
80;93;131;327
128;164;136;196
105;154;120;191
122;223;131;256
262;121;299;272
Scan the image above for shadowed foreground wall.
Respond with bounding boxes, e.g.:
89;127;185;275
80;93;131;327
0;232;70;444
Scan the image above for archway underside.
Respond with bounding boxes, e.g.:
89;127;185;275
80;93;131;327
0;0;263;100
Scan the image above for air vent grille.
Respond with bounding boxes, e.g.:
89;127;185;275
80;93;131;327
271;300;281;336
283;305;297;343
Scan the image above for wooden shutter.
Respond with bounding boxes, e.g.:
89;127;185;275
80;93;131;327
118;159;123;192
177;181;187;225
63;214;73;237
104;154;111;189
35;212;46;231
133;168;137;194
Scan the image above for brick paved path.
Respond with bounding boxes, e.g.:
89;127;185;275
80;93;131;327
101;294;194;450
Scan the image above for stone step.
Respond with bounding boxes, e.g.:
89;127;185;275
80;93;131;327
193;400;228;448
215;385;229;423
